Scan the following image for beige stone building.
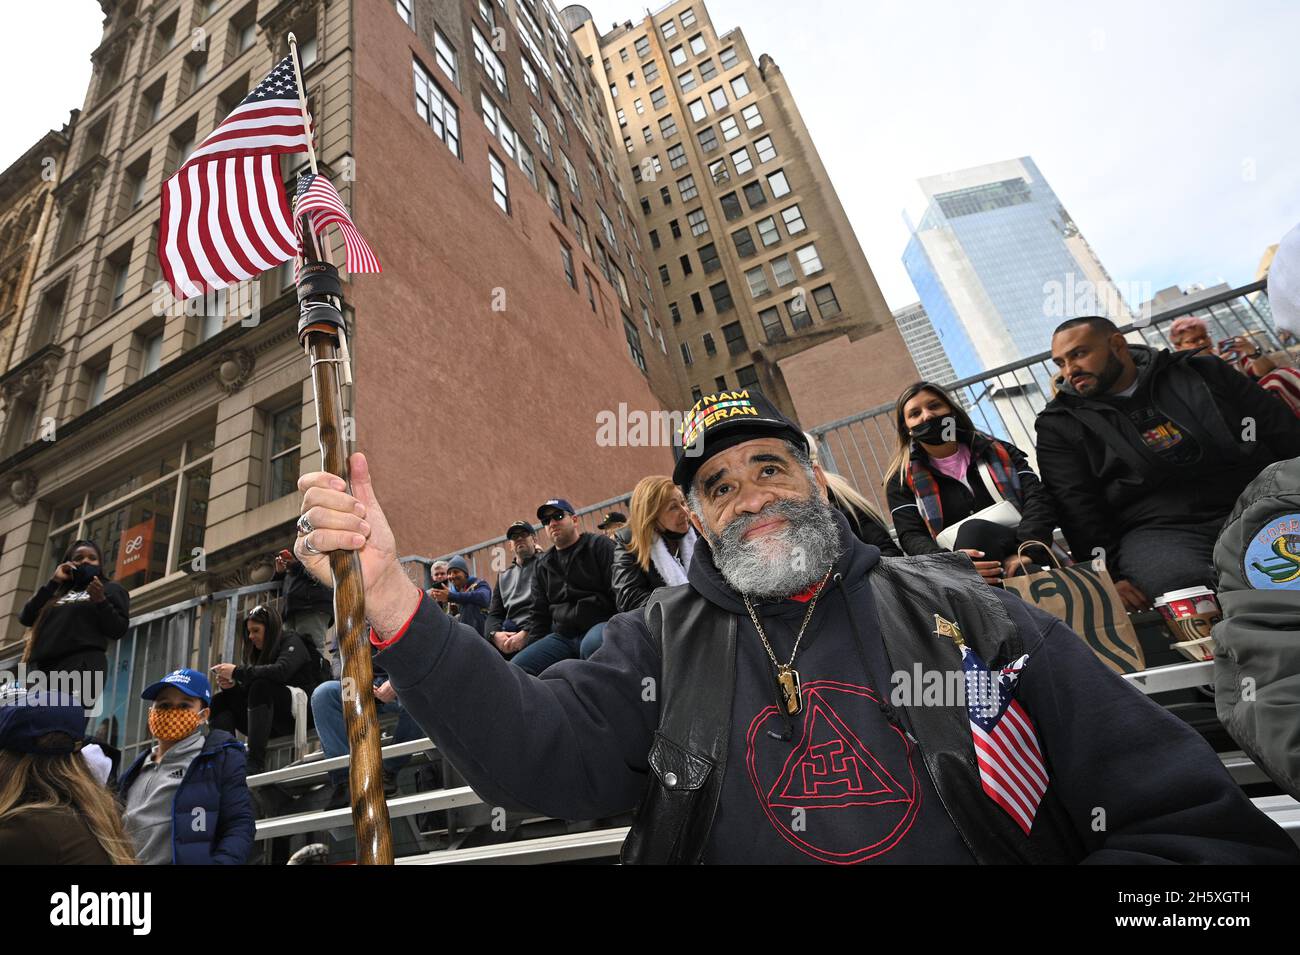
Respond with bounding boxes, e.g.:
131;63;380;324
565;0;917;426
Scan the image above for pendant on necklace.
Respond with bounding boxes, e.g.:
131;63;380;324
777;666;802;716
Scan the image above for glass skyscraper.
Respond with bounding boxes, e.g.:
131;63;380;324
902;156;1132;379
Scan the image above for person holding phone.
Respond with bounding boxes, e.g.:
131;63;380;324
1169;316;1300;417
18;540;130;713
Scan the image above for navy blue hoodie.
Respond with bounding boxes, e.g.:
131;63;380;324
374;516;1298;863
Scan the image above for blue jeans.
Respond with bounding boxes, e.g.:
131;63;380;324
310;680;423;785
511;622;606;675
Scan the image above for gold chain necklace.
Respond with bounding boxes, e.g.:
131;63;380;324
741;569;832;717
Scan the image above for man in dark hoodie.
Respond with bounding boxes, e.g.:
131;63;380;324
291;390;1298;864
1039;316;1300;612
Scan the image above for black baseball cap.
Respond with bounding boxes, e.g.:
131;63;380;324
672;388;807;490
536;499;576;521
596;511;627;529
505;520;535;539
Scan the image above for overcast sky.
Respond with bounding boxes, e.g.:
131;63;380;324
4;0;1297;311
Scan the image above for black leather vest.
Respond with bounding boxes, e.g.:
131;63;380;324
620;553;1081;864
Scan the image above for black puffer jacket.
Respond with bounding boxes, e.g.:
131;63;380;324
1036;345;1300;570
19;578;130;668
886;432;1057;556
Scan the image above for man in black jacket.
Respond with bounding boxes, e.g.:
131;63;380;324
485;521;543;658
1038;316;1300;611
292;391;1299;864
273;549;333;655
508;499;618;675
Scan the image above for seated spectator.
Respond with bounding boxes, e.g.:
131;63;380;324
119;669;255;864
209;605;326;773
597;511;628;540
612;476;699;612
1038;316;1300;610
19;539;129;713
442;556;491;636
486;521;543;658
1168;315;1300;416
426;559;453;617
273;547;334;655
311;654;423;809
885;381;1057;583
804;431;901;556
0;689;137;864
510;498;618;674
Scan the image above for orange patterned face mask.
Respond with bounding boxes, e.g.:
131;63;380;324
148;707;205;741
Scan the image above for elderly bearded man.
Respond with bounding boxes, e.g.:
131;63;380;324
292;391;1297;865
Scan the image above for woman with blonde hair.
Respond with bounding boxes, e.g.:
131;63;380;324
883;381;1057;584
803;432;901;556
0;690;136;864
611;476;699;612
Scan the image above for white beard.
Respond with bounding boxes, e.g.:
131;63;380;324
704;496;842;599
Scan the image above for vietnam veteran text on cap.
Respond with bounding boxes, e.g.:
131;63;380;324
672;389;807;490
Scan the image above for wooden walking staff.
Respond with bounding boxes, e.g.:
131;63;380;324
287;32;393;865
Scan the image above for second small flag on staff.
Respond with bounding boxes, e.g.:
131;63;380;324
293;172;382;275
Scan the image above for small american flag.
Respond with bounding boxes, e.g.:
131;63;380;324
292;172;382;276
158;56;311;300
962;648;1048;834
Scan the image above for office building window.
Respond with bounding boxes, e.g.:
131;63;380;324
681;341;693;365
560;242;576;288
731;226;756;257
692;291;705;314
670;218;682;238
813;284;841;318
742;103;763;128
689;33;706;56
691;385;704;401
781;204;806;235
709;87;727;111
688;98;707;122
489;152;509;213
620;48;629;62
678;70;697;92
624;315;647;373
746;265;770;298
720;46;739;70
669;300;681;323
709;158;729;185
640;196;652;215
687;207;709;236
659;114;679;139
661;185;672;206
662;20;678;40
743;180;766;209
699;58;717;81
650;228;661;248
678;174;698;201
721;319;746;353
644;60;660;83
659;264;671;285
711;280;735;314
771;254;796;286
720;192;742;220
754;134;777;163
759;306;785;342
473;26;507;95
715;375;728;391
651;85;668;109
681;7;697;27
679;253;693;276
667;142;687;167
719;116;740;141
643;126;653;143
702;331;716;355
795;243;823;275
698;126;719;152
730;75;750;99
699;242;721;273
736;364;759;389
767;169;790;198
670;45;686;67
788;294;813;329
757;215;781;246
414;61;460;156
628;73;638;88
731;146;752;176
635;35;651;57
521;55;539;96
546;173;564;219
435;30;458;85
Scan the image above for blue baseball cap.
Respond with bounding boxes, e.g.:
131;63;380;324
536;499;576;520
141;668;212;706
0;690;90;755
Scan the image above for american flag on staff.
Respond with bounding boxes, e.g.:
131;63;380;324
962;648;1049;834
157;56;311;300
292;172;382;277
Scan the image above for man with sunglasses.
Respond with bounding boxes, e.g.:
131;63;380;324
507;499;618;675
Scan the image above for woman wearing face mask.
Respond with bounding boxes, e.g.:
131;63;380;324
19;540;130;711
208;605;324;774
884;381;1058;584
0;689;137;865
118;669;255;864
611;476;700;613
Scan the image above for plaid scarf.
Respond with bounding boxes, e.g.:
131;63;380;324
906;435;1022;538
